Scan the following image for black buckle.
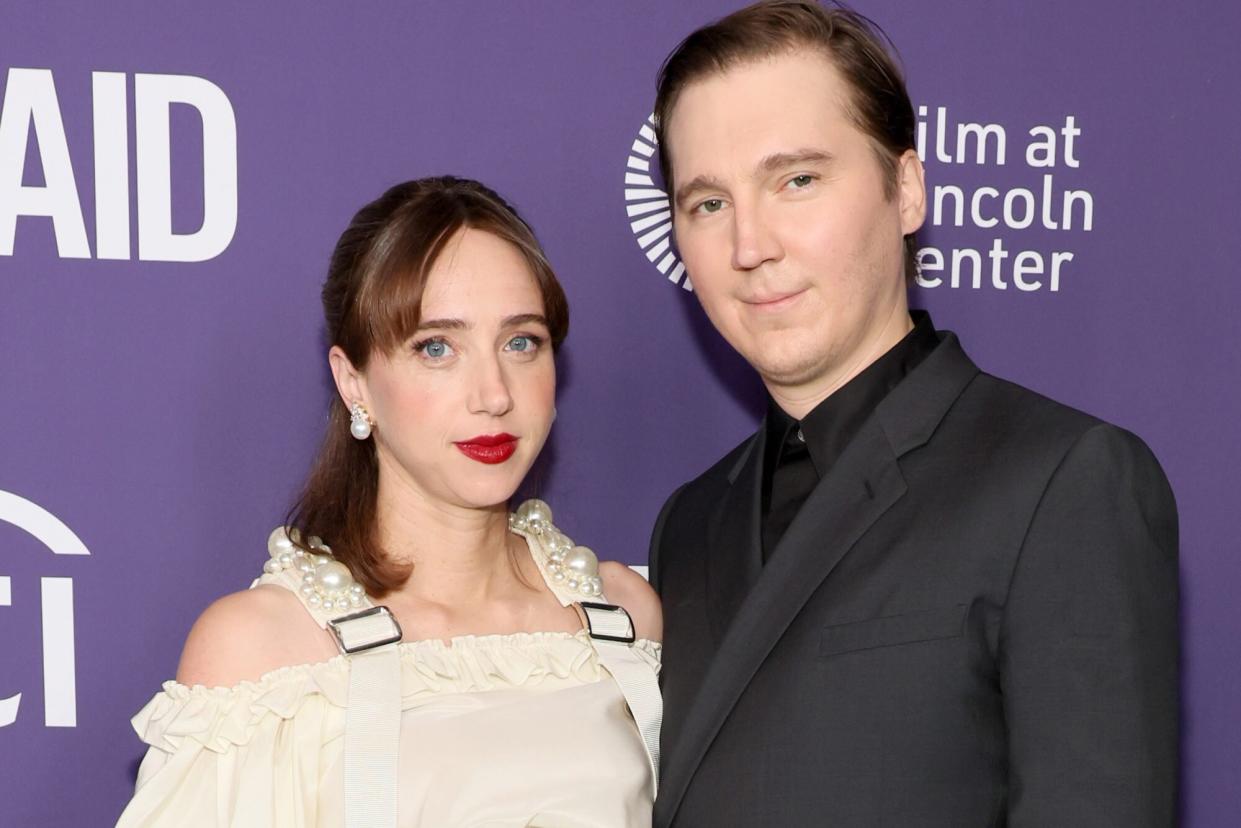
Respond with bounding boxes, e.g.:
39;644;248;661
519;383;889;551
580;601;636;644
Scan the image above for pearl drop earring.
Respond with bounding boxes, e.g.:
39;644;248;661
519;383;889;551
349;402;373;440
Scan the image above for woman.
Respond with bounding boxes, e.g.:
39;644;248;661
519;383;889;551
117;177;662;827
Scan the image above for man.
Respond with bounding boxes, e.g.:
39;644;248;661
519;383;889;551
647;3;1179;826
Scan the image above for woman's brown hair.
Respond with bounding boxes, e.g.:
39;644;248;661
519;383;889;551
286;176;569;596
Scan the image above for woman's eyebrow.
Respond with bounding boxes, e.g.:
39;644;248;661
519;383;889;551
416;314;548;331
415;318;467;331
502;313;549;327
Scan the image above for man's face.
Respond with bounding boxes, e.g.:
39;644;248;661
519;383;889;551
666;49;925;404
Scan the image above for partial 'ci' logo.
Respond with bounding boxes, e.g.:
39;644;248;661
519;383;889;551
624;114;690;291
0;490;88;728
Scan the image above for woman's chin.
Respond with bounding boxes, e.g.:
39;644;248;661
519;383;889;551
450;475;528;512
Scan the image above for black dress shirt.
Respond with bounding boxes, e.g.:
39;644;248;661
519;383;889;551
760;311;940;561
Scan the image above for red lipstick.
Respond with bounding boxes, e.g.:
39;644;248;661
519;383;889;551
454;433;518;464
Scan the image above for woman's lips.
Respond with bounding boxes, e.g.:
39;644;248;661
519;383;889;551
454;434;518;464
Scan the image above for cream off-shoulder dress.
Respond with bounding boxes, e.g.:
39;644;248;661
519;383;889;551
117;501;661;827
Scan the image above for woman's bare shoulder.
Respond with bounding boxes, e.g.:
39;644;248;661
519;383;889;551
598;561;662;643
175;585;336;688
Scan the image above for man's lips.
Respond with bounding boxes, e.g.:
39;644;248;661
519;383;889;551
742;288;807;311
454;434;518;464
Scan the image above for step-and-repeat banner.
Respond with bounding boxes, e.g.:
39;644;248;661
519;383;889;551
2;2;1237;823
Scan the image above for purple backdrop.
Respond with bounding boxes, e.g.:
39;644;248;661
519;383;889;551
2;2;1237;824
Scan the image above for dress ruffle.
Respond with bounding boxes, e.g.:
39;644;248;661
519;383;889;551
133;630;661;754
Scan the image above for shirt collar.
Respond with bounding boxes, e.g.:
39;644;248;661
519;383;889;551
765;310;940;476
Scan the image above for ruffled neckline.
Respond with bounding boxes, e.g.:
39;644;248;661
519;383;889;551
133;629;661;754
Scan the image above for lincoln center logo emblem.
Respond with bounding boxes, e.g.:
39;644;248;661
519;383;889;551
624;114;691;291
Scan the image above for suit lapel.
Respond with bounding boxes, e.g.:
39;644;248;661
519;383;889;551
658;420;906;822
705;429;765;642
656;333;980;825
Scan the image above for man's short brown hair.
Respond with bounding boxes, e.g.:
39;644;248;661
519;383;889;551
654;1;920;280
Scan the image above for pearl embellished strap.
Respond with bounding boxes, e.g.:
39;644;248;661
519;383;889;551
509;499;604;605
259;527;374;628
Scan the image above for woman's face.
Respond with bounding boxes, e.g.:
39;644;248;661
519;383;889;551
349;228;556;510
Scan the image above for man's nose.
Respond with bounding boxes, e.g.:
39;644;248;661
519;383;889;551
730;200;782;271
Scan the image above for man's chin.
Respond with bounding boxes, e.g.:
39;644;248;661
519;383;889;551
752;355;831;392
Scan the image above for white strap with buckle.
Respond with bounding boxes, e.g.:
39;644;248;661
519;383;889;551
580;601;662;797
328;606;403;828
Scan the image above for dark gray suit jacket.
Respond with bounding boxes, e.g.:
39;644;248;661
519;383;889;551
650;332;1178;827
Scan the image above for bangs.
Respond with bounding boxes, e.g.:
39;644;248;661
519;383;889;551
332;178;569;368
353;209;464;357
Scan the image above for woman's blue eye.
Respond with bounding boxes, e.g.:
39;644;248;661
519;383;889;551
414;338;453;359
506;335;542;353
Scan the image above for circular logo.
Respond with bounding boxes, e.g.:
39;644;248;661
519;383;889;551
624;114;691;291
0;490;89;729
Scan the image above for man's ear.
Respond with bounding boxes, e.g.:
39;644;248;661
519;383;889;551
896;148;926;236
328;346;367;410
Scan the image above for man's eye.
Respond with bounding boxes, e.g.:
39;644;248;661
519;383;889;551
697;198;725;214
788;174;815;189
